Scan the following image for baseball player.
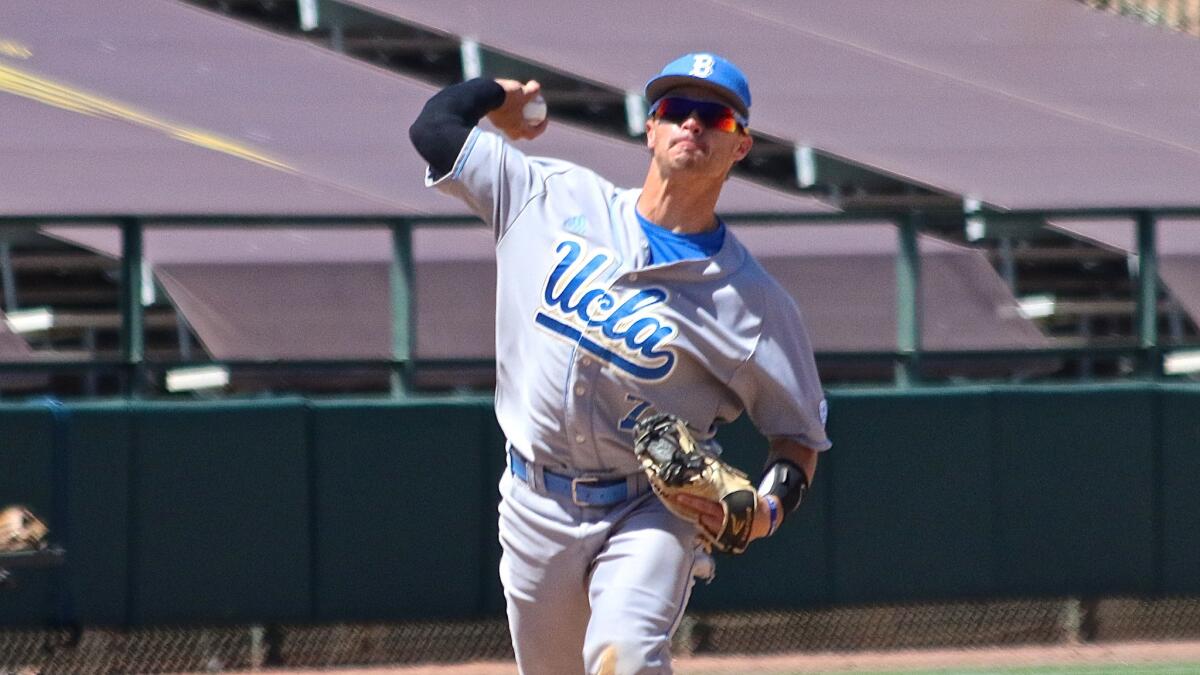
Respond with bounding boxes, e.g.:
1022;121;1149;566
409;53;830;675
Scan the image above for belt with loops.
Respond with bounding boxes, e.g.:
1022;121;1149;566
508;448;645;507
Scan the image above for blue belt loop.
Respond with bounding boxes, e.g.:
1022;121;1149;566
508;442;540;491
508;447;632;507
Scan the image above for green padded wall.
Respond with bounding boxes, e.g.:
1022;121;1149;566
992;385;1156;596
825;388;997;603
0;404;56;625
310;398;495;621
128;399;311;624
480;415;509;615
1161;386;1200;594
65;401;132;625
0;384;1194;627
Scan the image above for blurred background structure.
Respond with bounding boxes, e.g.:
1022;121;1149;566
1084;0;1200;35
4;1;1200;673
5;0;1200;396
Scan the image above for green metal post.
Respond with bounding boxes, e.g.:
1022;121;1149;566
389;220;415;397
895;212;922;386
119;218;145;395
0;241;17;311
1136;211;1160;377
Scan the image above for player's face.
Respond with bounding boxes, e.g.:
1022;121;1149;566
645;86;753;178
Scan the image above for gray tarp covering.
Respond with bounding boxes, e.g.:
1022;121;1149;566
0;3;395;214
750;0;1200;340
47;224;1046;363
13;0;1046;373
1158;257;1200;328
735;226;1046;352
2;0;834;216
756;0;1200;320
350;0;1200;209
755;0;1200;158
0;94;390;215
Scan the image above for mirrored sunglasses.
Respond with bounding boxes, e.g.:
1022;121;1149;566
651;97;747;134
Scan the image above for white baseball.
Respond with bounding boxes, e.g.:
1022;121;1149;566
522;95;547;125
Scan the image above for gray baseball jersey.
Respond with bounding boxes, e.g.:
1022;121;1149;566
429;128;831;471
426;126;829;674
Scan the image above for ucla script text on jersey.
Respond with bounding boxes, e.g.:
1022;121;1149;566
428;127;830;475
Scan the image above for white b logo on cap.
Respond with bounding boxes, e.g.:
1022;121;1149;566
689;54;715;78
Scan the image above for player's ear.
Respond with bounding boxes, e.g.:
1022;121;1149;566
733;133;753;161
645;119;656;148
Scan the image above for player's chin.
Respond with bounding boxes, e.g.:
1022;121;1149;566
665;152;712;173
669;144;706;160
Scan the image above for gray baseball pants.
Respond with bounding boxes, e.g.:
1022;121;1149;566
497;466;708;675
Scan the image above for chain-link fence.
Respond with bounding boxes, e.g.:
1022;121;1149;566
1081;0;1200;35
279;620;513;668
0;626;256;675
4;596;1200;674
673;599;1070;657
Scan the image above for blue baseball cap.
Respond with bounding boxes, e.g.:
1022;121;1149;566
644;53;752;123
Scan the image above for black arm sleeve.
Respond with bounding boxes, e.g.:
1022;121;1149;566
409;78;507;178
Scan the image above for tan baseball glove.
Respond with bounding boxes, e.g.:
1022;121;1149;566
633;413;758;554
0;506;49;553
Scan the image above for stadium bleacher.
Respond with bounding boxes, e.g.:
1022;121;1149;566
313;0;1200;208
1056;219;1200;340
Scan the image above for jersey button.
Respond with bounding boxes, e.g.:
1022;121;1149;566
574;433;586;444
581;356;593;367
628;273;639;282
574;384;587;396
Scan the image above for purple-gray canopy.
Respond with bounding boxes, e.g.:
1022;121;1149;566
347;0;1200;209
7;0;1047;378
45;224;1044;366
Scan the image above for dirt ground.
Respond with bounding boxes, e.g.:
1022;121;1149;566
239;640;1200;674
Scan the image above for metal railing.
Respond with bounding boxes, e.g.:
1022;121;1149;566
1;206;1198;397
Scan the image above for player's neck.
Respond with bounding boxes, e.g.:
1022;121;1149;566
637;170;721;234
